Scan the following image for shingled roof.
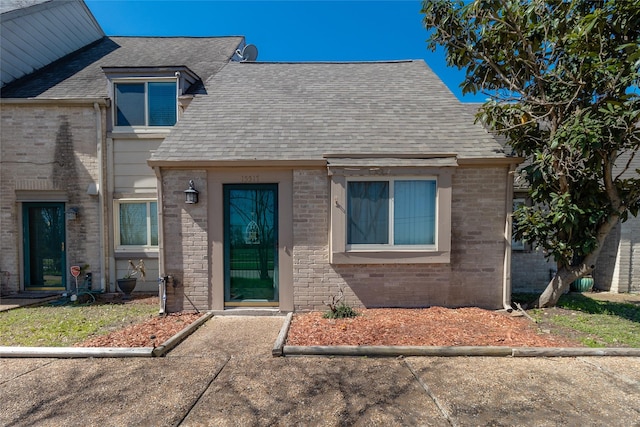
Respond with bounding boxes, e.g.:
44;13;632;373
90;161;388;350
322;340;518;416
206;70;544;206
1;36;244;98
150;60;509;163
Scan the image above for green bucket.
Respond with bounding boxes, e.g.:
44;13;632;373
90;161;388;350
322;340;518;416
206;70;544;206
570;276;594;292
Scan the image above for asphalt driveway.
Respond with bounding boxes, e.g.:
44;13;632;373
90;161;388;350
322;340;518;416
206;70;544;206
1;315;639;426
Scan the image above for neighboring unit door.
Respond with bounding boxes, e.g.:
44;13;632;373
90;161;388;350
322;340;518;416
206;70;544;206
224;184;278;306
23;203;66;290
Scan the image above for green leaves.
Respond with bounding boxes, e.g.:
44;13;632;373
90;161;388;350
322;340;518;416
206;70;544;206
422;0;640;268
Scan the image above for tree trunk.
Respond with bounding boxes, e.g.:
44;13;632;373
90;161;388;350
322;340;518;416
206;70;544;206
531;211;622;308
532;267;580;308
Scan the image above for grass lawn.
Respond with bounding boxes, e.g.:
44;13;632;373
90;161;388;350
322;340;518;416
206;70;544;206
1;292;638;348
0;296;158;347
513;292;640;348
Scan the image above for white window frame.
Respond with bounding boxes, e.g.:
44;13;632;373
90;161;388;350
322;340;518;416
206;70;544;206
112;77;178;131
329;168;453;264
345;176;438;251
114;199;159;252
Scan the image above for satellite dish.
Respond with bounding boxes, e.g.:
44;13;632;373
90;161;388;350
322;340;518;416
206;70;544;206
240;44;258;62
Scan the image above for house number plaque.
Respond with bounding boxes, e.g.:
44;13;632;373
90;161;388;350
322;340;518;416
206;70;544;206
241;175;259;183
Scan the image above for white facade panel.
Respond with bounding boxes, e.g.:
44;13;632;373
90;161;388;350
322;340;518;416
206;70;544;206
1;0;103;87
113;138;162;193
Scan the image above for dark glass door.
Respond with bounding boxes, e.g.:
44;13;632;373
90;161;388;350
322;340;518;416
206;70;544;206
224;184;278;305
23;203;66;289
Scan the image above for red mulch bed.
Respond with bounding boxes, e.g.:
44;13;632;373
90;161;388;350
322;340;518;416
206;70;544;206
75;312;202;348
286;307;582;347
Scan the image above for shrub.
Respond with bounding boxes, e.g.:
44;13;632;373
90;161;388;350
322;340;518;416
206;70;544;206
323;286;358;319
323;302;358;319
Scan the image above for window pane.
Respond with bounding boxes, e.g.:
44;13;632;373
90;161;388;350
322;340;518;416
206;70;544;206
347;181;389;244
150;202;158;246
148;82;176;126
115;83;145;126
394;180;436;245
120;203;147;245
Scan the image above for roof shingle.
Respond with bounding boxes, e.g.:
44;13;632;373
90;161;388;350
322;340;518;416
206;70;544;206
1;36;244;98
151;60;506;162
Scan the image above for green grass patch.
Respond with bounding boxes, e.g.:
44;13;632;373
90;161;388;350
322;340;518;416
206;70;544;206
0;301;158;347
513;293;640;348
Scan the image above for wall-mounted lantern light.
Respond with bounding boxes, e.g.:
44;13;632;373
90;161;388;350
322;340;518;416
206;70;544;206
65;207;79;220
184;180;199;204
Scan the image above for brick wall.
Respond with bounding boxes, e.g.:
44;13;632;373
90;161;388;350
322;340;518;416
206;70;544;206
161;169;209;311
514;217;640;295
292;167;508;311
511;250;555;293
0;104;102;294
597;218;640;293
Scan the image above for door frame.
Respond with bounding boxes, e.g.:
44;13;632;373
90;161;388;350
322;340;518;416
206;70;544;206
22;202;67;290
223;183;279;307
209;169;294;311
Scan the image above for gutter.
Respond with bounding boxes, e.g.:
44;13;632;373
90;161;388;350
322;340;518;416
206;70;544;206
146;159;327;168
0;98;109;106
502;164;516;311
94;103;107;292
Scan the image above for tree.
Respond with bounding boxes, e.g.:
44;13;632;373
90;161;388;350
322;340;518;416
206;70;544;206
422;0;640;307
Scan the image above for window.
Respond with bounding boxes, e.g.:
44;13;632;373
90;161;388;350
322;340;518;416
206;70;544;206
114;81;177;127
116;200;158;249
329;167;453;265
347;179;436;248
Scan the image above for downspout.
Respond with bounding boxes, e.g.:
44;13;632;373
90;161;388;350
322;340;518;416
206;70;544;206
94;102;107;292
502;163;516;311
153;166;166;313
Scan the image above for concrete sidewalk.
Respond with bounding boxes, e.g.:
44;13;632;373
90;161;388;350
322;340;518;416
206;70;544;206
1;315;639;426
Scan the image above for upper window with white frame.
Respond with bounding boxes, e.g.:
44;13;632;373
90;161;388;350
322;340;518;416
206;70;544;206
115;200;158;250
113;80;177;128
347;178;436;249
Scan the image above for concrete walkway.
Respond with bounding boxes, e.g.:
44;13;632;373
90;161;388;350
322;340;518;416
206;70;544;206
1;315;639;426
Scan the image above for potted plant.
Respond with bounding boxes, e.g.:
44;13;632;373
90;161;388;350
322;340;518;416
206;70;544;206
116;259;146;300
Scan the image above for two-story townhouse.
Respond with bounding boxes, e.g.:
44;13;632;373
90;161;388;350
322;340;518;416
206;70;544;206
1;0;243;296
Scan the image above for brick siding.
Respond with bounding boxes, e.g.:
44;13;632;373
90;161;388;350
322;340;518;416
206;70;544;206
1;104;103;294
161;170;209;312
292;167;509;311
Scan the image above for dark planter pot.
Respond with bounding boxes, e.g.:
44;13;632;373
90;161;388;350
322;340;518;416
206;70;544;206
117;278;137;300
570;276;594;293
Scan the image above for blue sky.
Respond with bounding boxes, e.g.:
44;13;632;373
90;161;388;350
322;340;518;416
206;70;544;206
85;0;484;102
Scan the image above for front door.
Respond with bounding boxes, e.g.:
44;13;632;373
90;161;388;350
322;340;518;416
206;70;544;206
224;184;278;306
22;203;66;290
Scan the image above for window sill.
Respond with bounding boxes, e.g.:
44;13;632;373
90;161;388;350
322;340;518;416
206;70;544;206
110;127;173;137
330;250;450;265
114;250;159;260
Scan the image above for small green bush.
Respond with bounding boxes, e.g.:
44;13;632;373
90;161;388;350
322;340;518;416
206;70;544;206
323;302;358;319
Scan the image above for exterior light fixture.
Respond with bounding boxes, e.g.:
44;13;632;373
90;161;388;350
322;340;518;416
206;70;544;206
184;180;199;204
65;207;79;220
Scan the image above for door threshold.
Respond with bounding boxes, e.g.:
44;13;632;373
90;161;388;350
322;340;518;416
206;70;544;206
212;307;286;316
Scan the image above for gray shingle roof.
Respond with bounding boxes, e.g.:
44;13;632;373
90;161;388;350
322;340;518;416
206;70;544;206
1;36;244;98
151;60;507;162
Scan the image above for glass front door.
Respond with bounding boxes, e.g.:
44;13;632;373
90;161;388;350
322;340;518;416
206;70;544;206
23;203;66;290
224;184;278;306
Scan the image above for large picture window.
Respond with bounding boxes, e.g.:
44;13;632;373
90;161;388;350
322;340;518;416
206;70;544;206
114;81;177;127
116;200;158;249
347;179;436;248
329;167;452;264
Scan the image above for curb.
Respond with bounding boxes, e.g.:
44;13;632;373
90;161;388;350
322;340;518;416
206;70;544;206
272;312;293;357
279;345;640;358
272;314;640;358
152;311;215;357
0;311;214;359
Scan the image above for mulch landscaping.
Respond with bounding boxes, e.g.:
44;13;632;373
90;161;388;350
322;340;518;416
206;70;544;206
286;307;582;347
